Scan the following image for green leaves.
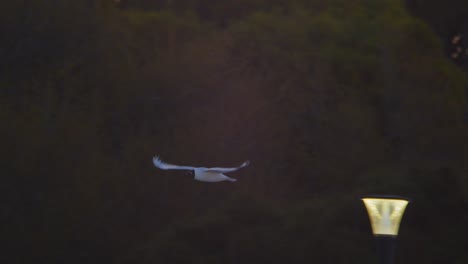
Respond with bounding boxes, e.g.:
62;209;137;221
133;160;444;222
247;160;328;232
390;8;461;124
2;0;468;263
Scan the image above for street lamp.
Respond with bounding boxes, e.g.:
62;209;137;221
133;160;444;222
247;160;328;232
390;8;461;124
361;195;410;264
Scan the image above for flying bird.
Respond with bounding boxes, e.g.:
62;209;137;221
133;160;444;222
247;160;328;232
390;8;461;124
153;156;249;182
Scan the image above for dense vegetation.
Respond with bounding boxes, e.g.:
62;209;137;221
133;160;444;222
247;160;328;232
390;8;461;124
2;0;467;263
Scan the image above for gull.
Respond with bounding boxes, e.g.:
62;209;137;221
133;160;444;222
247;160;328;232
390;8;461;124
153;156;249;182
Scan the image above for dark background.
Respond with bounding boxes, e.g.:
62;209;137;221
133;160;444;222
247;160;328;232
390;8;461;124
2;0;467;263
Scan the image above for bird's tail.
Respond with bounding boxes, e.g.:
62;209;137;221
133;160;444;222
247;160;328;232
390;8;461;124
226;177;237;182
240;160;250;168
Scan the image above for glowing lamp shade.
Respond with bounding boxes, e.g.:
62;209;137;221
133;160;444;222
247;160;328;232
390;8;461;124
362;197;409;236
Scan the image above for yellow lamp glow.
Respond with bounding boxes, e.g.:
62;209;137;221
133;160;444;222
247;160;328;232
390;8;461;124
362;197;409;236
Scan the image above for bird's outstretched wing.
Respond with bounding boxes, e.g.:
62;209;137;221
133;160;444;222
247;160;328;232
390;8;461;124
153;156;196;171
206;160;250;173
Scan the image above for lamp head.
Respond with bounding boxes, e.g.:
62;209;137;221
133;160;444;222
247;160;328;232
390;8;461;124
362;195;409;237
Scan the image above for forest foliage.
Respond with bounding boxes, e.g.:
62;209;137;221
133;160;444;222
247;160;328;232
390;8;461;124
2;0;467;263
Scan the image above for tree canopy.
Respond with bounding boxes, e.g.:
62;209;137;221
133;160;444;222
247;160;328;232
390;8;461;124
2;0;467;263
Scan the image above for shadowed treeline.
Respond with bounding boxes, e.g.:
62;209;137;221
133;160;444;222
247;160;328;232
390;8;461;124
2;0;467;263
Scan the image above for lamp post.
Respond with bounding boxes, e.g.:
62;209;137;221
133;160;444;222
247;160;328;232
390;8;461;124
361;195;410;264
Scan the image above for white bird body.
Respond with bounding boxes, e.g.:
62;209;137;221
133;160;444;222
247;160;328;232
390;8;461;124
153;156;249;182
